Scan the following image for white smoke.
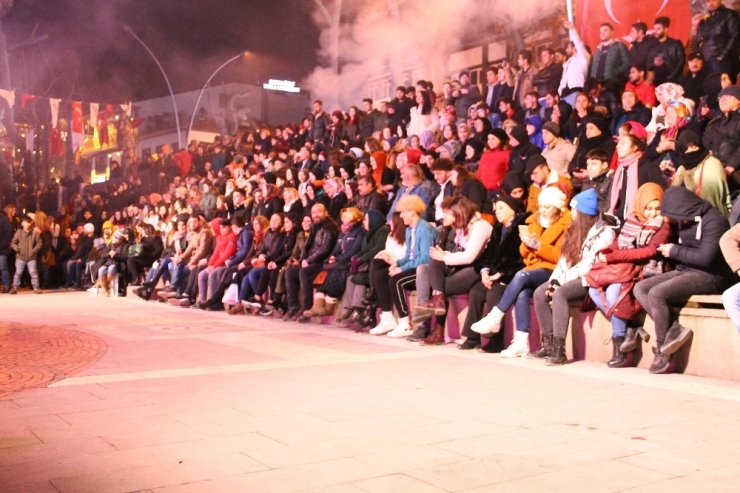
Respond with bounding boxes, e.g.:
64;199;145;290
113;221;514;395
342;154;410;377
304;0;562;110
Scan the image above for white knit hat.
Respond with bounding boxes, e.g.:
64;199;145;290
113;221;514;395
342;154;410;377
537;186;567;211
83;223;95;234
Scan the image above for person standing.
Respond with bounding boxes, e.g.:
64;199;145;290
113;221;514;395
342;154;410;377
692;0;740;76
9;215;43;294
590;23;630;83
647;17;686;85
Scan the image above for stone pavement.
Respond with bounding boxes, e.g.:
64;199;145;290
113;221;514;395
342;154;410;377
1;289;740;492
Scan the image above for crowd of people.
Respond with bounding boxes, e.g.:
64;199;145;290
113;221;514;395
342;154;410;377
3;8;740;375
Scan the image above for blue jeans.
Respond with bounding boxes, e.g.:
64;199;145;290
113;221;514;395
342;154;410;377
171;262;191;293
0;255;10;288
497;268;552;332
66;259;84;287
240;267;266;301
13;259;38;289
98;264;118;279
722;281;740;335
589;284;628;338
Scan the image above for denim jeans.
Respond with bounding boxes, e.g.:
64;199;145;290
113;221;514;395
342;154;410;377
634;269;724;346
13;259;38;289
171;262;191;293
722;281;740;335
66;259;84;287
0;255;10;288
496;268;552;332
241;267;266;301
198;266;226;302
98;264;118;279
589;284;628;338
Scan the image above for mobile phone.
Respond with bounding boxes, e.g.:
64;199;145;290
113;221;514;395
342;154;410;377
518;225;529;236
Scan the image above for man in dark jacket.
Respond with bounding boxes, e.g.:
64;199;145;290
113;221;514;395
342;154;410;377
692;0;740;75
283;204;339;319
0;208;12;291
703;86;740;189
627;22;658;68
387;87;413;136
647;17;686;85
532;48;563;97
635;187;731;374
355;176;388;215
453;71;482;119
680;52;709;106
310;100;331;147
359;99;381;141
10;215;43;294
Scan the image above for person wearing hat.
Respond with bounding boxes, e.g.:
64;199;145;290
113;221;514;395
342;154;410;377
9;215;43;295
470;186;571;358
64;222;96;290
703;85;740;190
507;124;542;178
541;121;575;176
568;115;616;186
458;195;529;351
95;229;131;297
525;154;574;215
679;52;708;106
531;188;616;365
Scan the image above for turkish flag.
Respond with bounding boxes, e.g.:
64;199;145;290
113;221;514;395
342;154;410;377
71;101;83;133
577;0;691;52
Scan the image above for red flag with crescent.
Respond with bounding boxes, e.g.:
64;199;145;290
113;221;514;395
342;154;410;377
576;0;691;52
71;101;83;134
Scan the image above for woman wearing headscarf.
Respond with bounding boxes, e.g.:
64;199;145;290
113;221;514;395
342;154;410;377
587;183;671;367
646;82;694;142
526;115;546;151
645;101;697;185
507;124;541;178
608;134;665;223
672;130;731;216
463;139;484;174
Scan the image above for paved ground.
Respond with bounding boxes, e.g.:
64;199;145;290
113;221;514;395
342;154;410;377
2;289;740;492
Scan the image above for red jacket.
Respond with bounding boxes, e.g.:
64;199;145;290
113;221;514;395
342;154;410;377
477;149;511;192
173;150;192;176
208;230;237;268
604;219;671;264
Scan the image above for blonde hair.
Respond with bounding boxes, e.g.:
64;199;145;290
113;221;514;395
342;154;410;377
396;195;426;215
341;207;363;224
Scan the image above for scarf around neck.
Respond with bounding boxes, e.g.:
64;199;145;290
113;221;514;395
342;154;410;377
609;152;642;217
680;146;710;171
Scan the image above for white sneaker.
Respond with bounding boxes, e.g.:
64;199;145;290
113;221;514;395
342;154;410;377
387;318;412;338
501;331;530;358
369;312;397;335
471;307;504;335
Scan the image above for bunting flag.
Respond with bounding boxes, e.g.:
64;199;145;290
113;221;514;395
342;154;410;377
71;101;84;152
0;89;15;108
89;103;99;130
26;129;35;153
49;98;61;129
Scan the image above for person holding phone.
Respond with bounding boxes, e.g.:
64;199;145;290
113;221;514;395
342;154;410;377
470;186;571;357
529;189;616;365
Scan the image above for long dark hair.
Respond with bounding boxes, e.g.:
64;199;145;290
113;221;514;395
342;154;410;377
419;90;432;115
390;212;406;245
560;210;598;267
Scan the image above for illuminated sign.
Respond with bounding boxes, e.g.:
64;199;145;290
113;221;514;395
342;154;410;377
263;79;301;93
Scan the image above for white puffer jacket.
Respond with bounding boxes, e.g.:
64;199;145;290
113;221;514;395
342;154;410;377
549;220;616;286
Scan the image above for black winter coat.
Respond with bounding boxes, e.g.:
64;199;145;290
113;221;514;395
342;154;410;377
474;212;529;284
661;186;731;281
328;222;365;267
302;218;339;264
692;5;740;62
703;110;740;171
351;220;390;285
259;229;286;262
0;213;12;256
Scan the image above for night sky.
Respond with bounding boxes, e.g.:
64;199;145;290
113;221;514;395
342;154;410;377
1;0;320;103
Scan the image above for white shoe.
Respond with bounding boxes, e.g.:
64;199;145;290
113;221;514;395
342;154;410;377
387;318;412;338
369;312;397;335
501;331;530;358
471;307;504;335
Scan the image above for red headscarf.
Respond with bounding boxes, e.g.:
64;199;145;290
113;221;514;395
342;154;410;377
371;151;387;185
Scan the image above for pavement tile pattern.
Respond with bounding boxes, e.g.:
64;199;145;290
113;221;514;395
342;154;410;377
0;322;107;399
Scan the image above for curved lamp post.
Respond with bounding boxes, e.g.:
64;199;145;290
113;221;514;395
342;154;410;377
187;52;248;144
123;25;183;150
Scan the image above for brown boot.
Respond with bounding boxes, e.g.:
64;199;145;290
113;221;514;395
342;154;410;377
303;297;326;317
319;301;337;317
420;323;445;346
100;275;110;297
415;292;446;316
228;303;245;315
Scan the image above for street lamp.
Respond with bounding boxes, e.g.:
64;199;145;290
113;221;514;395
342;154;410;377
187;51;249;144
123;25;183;150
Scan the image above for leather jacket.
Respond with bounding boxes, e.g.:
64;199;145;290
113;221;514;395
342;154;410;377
703;110;740;171
693;6;740;61
301;218;339;264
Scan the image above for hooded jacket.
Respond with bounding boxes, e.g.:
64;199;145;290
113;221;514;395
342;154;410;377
207;229;237;269
397;219;439;272
329;221;365;267
661;186;731;279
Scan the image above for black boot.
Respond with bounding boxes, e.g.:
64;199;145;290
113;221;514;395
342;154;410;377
361;288;375;307
545;337;567;366
348;308;365;325
608;337;629;368
361;305;377;327
406;319;431;342
529;334;553;359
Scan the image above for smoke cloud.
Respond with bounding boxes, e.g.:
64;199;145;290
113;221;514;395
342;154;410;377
304;0;563;109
